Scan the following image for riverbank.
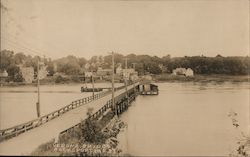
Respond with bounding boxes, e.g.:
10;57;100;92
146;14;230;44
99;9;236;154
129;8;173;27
154;74;249;83
0;77;110;87
31;110;127;156
1;74;249;87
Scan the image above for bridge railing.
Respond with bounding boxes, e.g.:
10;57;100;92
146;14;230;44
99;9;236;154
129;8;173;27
60;85;140;135
60;99;114;135
0;82;139;141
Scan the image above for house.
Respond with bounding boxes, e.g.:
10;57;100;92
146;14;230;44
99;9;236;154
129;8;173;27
0;70;8;77
84;63;91;70
96;67;112;76
20;67;34;83
38;65;48;79
185;68;194;77
84;71;93;77
0;70;8;82
172;68;186;76
172;68;194;77
116;64;123;75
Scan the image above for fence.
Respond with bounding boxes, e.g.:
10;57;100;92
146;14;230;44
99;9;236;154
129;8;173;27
59;86;139;135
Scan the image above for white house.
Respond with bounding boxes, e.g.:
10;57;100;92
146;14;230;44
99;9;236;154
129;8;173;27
20;66;34;83
116;64;123;75
38;65;48;79
185;68;194;77
172;68;194;77
172;68;186;75
0;70;8;77
96;67;112;76
84;71;93;77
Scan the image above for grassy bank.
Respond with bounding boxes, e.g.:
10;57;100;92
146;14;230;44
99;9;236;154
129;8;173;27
154;74;249;83
1;74;249;87
0;75;122;87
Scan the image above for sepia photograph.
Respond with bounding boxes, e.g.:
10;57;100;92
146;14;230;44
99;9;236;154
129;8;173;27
0;0;249;156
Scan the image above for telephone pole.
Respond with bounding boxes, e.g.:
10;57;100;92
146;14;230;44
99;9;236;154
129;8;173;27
111;52;116;115
91;69;95;98
124;58;129;105
132;63;137;92
36;59;41;118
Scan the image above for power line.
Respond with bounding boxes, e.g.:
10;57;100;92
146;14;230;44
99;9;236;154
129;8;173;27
4;32;48;53
3;31;65;59
2;32;54;59
1;37;44;57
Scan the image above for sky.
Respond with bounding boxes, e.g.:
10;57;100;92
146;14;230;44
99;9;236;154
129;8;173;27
1;0;249;59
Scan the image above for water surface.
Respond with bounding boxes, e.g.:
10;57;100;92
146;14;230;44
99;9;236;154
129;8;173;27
118;82;249;156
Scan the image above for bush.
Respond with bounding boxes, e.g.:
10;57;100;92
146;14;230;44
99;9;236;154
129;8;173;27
71;75;80;83
55;75;69;83
80;108;107;144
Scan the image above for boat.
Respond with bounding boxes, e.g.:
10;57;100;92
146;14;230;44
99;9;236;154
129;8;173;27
81;87;103;92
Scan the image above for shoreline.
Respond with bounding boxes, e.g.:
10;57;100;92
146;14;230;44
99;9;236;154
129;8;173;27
153;74;249;83
1;74;249;87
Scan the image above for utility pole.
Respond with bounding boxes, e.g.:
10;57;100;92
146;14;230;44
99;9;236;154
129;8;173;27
132;63;137;93
111;52;116;115
36;59;41;118
91;69;95;98
132;63;136;70
124;58;129;105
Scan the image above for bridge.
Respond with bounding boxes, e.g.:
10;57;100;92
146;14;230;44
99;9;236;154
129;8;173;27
0;82;140;155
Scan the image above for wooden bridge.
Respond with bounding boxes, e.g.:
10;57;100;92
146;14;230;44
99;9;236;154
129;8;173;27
0;82;140;155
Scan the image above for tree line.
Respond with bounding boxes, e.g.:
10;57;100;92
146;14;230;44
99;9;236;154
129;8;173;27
0;50;249;82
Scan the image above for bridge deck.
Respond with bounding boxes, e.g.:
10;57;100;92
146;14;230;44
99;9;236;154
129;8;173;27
0;84;137;155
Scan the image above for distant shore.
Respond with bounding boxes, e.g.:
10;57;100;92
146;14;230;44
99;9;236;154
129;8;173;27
1;74;249;87
153;74;249;83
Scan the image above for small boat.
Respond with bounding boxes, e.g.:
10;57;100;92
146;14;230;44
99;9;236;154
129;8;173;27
81;87;103;92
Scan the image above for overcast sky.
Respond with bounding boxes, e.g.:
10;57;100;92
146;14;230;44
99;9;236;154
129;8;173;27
1;0;249;59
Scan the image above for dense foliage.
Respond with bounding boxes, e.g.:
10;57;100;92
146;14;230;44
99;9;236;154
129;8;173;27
1;49;249;82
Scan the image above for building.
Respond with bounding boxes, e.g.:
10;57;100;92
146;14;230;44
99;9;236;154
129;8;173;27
20;67;34;83
38;65;48;79
172;68;186;76
0;70;8;77
141;75;153;81
96;67;112;76
116;64;123;75
0;70;8;82
84;63;91;70
139;83;159;95
172;68;194;77
84;71;93;77
185;68;194;77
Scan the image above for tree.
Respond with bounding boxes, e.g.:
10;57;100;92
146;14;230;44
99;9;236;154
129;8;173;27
80;108;106;144
0;50;14;70
78;57;87;68
7;64;23;82
14;52;26;64
56;55;81;75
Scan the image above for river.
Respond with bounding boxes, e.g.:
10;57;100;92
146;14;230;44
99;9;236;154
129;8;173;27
0;83;121;129
0;81;249;156
118;81;249;156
